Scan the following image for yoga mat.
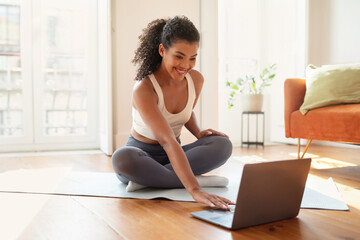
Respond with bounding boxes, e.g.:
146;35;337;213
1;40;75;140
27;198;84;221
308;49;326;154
0;167;349;211
302;175;349;210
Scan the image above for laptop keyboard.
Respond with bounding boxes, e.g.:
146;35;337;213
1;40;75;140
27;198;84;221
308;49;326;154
210;214;234;226
209;210;234;226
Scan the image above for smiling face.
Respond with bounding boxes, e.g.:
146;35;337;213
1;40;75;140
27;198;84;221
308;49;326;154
159;40;199;82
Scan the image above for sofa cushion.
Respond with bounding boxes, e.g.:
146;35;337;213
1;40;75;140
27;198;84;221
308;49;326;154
300;63;360;115
291;104;360;143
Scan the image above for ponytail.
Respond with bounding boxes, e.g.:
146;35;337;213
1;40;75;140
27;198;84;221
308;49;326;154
132;19;167;81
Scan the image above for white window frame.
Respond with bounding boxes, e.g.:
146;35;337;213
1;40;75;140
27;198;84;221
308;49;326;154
0;0;33;148
98;0;113;155
0;0;112;153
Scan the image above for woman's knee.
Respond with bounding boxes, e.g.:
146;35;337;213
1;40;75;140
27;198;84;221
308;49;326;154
210;135;233;160
111;146;143;174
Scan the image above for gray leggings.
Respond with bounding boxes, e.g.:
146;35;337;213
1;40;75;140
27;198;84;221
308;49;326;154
111;135;232;188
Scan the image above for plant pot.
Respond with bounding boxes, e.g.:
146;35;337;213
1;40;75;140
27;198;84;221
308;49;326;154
241;94;264;112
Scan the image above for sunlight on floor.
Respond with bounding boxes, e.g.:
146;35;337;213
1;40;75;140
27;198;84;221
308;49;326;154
0;193;50;239
0;168;72;239
289;153;319;158
310;158;357;169
0;168;72;192
289;153;357;169
232;155;266;164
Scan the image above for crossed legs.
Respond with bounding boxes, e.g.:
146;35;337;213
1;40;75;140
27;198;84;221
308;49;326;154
111;135;233;189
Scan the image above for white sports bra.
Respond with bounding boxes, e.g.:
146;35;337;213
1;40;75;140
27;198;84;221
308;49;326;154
132;73;196;141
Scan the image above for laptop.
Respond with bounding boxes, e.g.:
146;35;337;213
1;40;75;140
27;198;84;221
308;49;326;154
191;158;311;230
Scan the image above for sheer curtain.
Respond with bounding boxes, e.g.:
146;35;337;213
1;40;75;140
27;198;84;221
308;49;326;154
218;0;307;145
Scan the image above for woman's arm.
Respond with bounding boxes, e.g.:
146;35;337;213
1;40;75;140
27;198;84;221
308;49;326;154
185;111;229;139
133;78;231;209
184;111;201;139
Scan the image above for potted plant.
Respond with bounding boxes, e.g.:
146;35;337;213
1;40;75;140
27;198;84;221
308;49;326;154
226;64;277;111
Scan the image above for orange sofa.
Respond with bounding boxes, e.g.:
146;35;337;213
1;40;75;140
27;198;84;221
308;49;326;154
284;78;360;158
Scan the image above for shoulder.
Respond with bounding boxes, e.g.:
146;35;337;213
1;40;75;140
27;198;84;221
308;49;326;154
188;69;204;94
188;69;204;85
132;77;157;108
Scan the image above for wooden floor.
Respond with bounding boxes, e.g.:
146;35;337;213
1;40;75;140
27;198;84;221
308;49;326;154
0;143;359;240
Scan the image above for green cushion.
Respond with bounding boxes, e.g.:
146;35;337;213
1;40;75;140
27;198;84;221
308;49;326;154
299;63;360;115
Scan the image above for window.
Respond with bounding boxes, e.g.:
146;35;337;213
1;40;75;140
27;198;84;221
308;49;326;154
218;0;307;145
0;3;22;137
0;0;99;152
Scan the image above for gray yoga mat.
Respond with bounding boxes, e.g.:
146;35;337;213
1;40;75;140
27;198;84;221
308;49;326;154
0;167;349;211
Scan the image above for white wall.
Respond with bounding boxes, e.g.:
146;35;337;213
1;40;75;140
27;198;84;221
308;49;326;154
111;0;200;150
200;0;219;131
307;0;360;148
308;0;360;65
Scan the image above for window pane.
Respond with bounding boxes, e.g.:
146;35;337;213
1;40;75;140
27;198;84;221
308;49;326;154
0;4;22;137
41;0;90;136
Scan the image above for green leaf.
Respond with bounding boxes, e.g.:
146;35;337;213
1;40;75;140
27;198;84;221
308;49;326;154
252;81;256;92
236;78;243;85
230;84;239;90
227;64;276;95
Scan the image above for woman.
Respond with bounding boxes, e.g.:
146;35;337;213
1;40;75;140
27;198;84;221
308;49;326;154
112;16;233;209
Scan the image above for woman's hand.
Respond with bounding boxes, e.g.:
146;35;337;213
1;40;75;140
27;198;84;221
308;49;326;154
197;129;229;139
190;188;234;210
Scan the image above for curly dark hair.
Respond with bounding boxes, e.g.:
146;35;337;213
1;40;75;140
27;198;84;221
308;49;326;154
132;16;200;81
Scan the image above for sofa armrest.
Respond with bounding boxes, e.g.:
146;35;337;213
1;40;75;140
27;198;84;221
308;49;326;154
284;78;306;138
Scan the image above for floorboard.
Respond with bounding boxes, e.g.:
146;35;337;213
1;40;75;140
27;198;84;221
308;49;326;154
0;143;359;240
